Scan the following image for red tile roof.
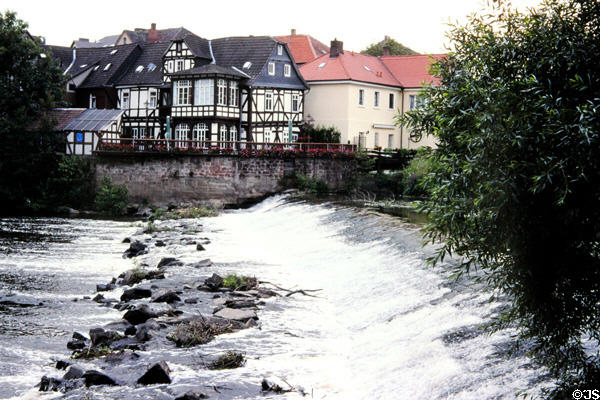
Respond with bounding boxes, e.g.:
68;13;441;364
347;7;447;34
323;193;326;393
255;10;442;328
380;54;445;88
274;34;329;64
299;51;401;87
28;108;86;131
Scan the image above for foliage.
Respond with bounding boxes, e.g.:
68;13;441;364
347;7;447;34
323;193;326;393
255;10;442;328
71;346;115;360
289;174;330;195
150;206;217;221
297;120;341;143
209;351;246;370
0;11;65;214
167;319;237;347
401;147;435;197
361;37;418;56
94;177;128;216
44;155;95;209
400;0;600;395
222;274;258;290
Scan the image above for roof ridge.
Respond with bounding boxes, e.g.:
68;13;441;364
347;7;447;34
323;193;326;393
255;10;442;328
377;55;403;87
337;52;352;81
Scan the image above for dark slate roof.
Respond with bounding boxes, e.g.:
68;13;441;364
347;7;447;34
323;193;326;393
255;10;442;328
44;45;73;71
172;64;249;79
123;30;148;43
158;28;192;42
74;43;141;88
62;109;123;132
211;36;279;82
183;34;212;60
117;42;171;86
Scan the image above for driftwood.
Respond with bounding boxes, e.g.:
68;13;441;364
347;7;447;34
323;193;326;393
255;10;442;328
259;281;323;298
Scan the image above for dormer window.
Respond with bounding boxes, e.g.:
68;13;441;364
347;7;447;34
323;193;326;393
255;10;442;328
135;65;144;73
176;60;184;72
318;62;326;68
243;61;252;70
122;92;129;109
110;49;118;55
284;64;291;77
148;63;156;72
268;62;275;76
104;63;112;71
277;45;283;55
80;64;88;68
93;65;99;71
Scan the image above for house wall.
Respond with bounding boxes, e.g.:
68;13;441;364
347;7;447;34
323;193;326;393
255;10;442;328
399;88;437;149
94;154;356;207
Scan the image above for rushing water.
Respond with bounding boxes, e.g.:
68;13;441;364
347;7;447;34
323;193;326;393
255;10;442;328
0;196;552;399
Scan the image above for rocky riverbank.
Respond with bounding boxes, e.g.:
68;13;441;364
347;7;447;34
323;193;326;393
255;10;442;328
35;216;309;399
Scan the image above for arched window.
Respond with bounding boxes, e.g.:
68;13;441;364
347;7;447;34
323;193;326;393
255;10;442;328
219;125;227;148
175;123;189;148
193;123;208;148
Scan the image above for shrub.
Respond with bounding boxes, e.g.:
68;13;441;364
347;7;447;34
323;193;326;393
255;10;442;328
222;274;257;290
209;351;246;370
94;177;128;215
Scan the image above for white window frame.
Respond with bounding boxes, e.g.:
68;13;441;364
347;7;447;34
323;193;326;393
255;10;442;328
229;126;237;142
193;123;208;148
268;62;275;76
265;92;273;111
194;79;214;106
292;93;300;112
374;132;379;147
389;93;395;109
264;129;271;143
374;91;380;108
229;81;239;107
89;94;97;109
121;92;129;110
175;123;189;148
284;64;291;77
358;89;364;106
219;125;227;148
388;134;394;149
176;59;184;72
174;80;192;106
148;90;157;108
217;79;227;106
277;44;283;55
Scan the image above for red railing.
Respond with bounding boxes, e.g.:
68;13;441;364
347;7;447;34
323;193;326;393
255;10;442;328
97;137;357;156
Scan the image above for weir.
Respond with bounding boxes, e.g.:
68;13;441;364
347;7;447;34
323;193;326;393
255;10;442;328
93;152;357;207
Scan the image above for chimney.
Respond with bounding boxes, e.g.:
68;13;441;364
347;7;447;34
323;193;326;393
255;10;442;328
291;28;296;36
382;35;391;57
148;23;159;43
330;39;344;58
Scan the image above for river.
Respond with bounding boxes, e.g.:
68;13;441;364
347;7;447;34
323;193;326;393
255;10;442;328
0;195;552;399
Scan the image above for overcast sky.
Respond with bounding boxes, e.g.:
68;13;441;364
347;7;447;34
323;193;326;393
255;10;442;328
4;0;543;53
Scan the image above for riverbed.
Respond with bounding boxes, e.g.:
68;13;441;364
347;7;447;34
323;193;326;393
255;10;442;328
0;195;552;399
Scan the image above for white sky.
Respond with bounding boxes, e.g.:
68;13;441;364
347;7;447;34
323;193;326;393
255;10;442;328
4;0;543;53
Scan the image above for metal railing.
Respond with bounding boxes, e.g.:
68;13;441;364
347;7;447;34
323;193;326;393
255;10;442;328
96;137;357;154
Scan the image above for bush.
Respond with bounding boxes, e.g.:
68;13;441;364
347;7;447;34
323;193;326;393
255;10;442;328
291;174;330;195
44;155;94;209
401;147;435;197
94;177;128;215
298;120;341;143
222;274;258;290
209;351;246;370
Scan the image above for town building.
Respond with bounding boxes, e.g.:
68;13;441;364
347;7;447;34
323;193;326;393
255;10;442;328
274;29;329;65
299;39;442;149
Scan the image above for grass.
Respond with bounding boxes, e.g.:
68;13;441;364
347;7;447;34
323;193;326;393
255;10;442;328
222;274;258;290
209;351;246;370
71;346;115;360
167;318;238;348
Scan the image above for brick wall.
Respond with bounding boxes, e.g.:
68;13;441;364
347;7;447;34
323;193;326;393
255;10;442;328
93;154;356;207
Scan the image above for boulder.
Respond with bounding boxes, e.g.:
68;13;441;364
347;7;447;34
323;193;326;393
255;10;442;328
191;259;212;268
124;325;137;336
196;243;205;251
109;337;141;351
55;360;71;370
83;370;117;387
155;240;166;247
184;297;198;304
122;237;131;243
175;390;209;400
121;288;152;302
157;257;183;269
151;290;181;304
92;294;105;303
213;307;257;322
96;283;116;292
204;273;223;291
39;376;62;392
225;299;258;309
123;304;159;325
67;332;88;350
63;366;84;380
123;240;147;258
136;361;171;385
89;328;121;347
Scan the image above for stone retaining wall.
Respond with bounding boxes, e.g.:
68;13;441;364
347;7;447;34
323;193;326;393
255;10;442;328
93;153;356;207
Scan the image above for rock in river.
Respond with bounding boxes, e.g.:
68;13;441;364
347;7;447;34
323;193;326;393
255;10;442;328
123;304;159;325
121;287;152;302
123;240;147;258
82;370;117;387
151;290;181;304
213;307;257;322
137;361;171;385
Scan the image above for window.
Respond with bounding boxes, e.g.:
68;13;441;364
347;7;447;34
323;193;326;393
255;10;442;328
219;125;227;148
358;89;364;106
67;83;76;92
132;127;146;139
389;93;394;109
135;65;144;73
148;90;157;108
93;65;99;71
229;126;237;142
284;64;291;77
147;62;156;72
217;79;227;106
318;62;326;68
176;60;184;72
265;92;273;111
175;124;189;148
193;123;208;148
409;94;425;110
195;79;214;105
388;134;394;149
374;132;379;147
122;92;129;109
110;49;118;55
89;94;96;108
174;80;192;105
268;62;275;76
277;44;283;55
229;81;239;107
176;42;182;52
243;61;252;70
374;91;380;107
167;60;173;73
292;93;300;112
104;63;111;71
264;129;271;143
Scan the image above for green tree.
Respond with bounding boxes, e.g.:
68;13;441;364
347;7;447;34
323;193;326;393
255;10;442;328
298;120;341;143
0;11;65;214
361;37;417;56
401;0;600;396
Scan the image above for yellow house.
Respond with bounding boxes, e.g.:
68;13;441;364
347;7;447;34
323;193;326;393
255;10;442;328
300;40;443;149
